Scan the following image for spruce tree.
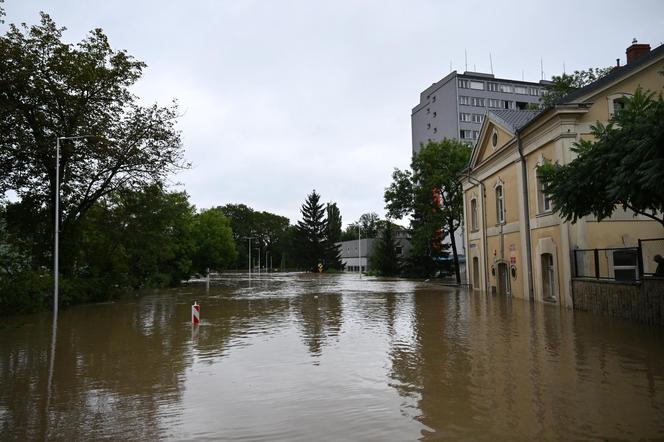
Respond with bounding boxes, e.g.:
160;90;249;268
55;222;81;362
325;203;344;270
295;190;327;270
370;223;400;276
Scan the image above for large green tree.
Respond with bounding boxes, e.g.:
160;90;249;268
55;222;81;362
538;87;664;226
325;203;343;269
370;223;400;276
385;139;470;282
295;190;329;270
0;13;186;275
191;209;237;274
541;67;613;107
218;203;290;270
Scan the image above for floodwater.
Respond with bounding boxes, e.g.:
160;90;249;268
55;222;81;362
1;273;663;441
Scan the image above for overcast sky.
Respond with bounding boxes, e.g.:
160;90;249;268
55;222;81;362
3;1;664;227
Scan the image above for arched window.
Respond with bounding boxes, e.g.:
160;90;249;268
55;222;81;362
495;185;505;224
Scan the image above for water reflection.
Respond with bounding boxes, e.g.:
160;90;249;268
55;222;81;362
0;273;662;440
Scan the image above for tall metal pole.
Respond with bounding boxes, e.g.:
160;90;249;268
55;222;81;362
54;137;60;317
248;238;251;276
265;250;270;273
257;248;261;276
358;224;361;278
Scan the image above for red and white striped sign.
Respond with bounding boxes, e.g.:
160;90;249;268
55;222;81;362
192;301;200;325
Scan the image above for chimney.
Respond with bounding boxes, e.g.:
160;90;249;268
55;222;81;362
626;38;651;64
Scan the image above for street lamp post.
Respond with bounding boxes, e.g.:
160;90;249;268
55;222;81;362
256;248;261;276
54;135;95;315
358;224;362;278
243;237;254;276
265;250;270;273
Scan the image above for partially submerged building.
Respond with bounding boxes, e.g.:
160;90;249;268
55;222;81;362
460;41;664;309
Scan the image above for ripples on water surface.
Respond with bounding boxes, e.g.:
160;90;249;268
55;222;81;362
0;272;663;440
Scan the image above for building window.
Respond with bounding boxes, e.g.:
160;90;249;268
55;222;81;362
470;198;478;231
459;96;470;105
491;131;498;148
433;127;437;133
529;87;540;96
472;114;484;123
471;97;485;107
426;107;430;114
459;79;470;88
432;96;436;102
613;249;638;281
489;99;506;108
432;112;437;118
472;130;479;139
427;123;431;129
496;185;505;224
487;82;499;92
470;80;484;90
460;113;472;122
396;246;403;256
500;84;513;93
537;175;551;213
460;129;473;139
514;86;527;94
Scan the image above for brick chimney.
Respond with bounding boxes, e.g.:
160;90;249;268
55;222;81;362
626;39;651;64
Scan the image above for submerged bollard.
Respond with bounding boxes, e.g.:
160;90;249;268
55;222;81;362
192;301;201;325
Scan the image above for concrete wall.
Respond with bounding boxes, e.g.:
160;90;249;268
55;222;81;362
572;278;664;326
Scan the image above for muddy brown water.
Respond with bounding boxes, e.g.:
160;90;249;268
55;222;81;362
0;273;663;440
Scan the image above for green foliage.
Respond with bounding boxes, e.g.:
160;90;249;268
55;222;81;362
218;203;290;270
0;13;186;273
191;209;237;274
294;190;342;270
538;87;664;226
384;139;470;280
541;67;613;107
325;203;343;269
369;223;400;276
341;212;384;241
295;190;327;269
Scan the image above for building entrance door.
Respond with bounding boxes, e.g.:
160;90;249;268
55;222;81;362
497;262;510;296
472;257;480;290
541;253;556;302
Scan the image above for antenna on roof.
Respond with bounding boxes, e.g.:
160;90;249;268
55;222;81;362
563;61;566;75
489;53;494;75
522;70;524;81
540;58;544;81
473;64;476;71
464;49;468;72
450;60;453;73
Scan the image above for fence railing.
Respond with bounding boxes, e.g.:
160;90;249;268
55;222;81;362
573;237;664;282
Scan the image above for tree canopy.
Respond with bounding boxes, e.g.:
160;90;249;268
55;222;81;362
538;87;664;226
0;13;186;271
540;67;613;107
385;139;470;280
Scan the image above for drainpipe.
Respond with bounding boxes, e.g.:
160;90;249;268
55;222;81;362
466;171;489;293
516;130;534;300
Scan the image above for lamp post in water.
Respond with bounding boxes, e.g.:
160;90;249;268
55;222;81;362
358;224;362;278
243;237;255;277
54;135;96;315
265;250;270;273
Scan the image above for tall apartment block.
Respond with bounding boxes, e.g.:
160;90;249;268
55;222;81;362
412;71;550;154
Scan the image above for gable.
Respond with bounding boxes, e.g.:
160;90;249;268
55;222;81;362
471;121;515;167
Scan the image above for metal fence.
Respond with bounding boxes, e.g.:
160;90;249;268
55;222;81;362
573;237;664;281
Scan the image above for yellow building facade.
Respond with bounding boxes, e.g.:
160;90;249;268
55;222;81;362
461;42;664;307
